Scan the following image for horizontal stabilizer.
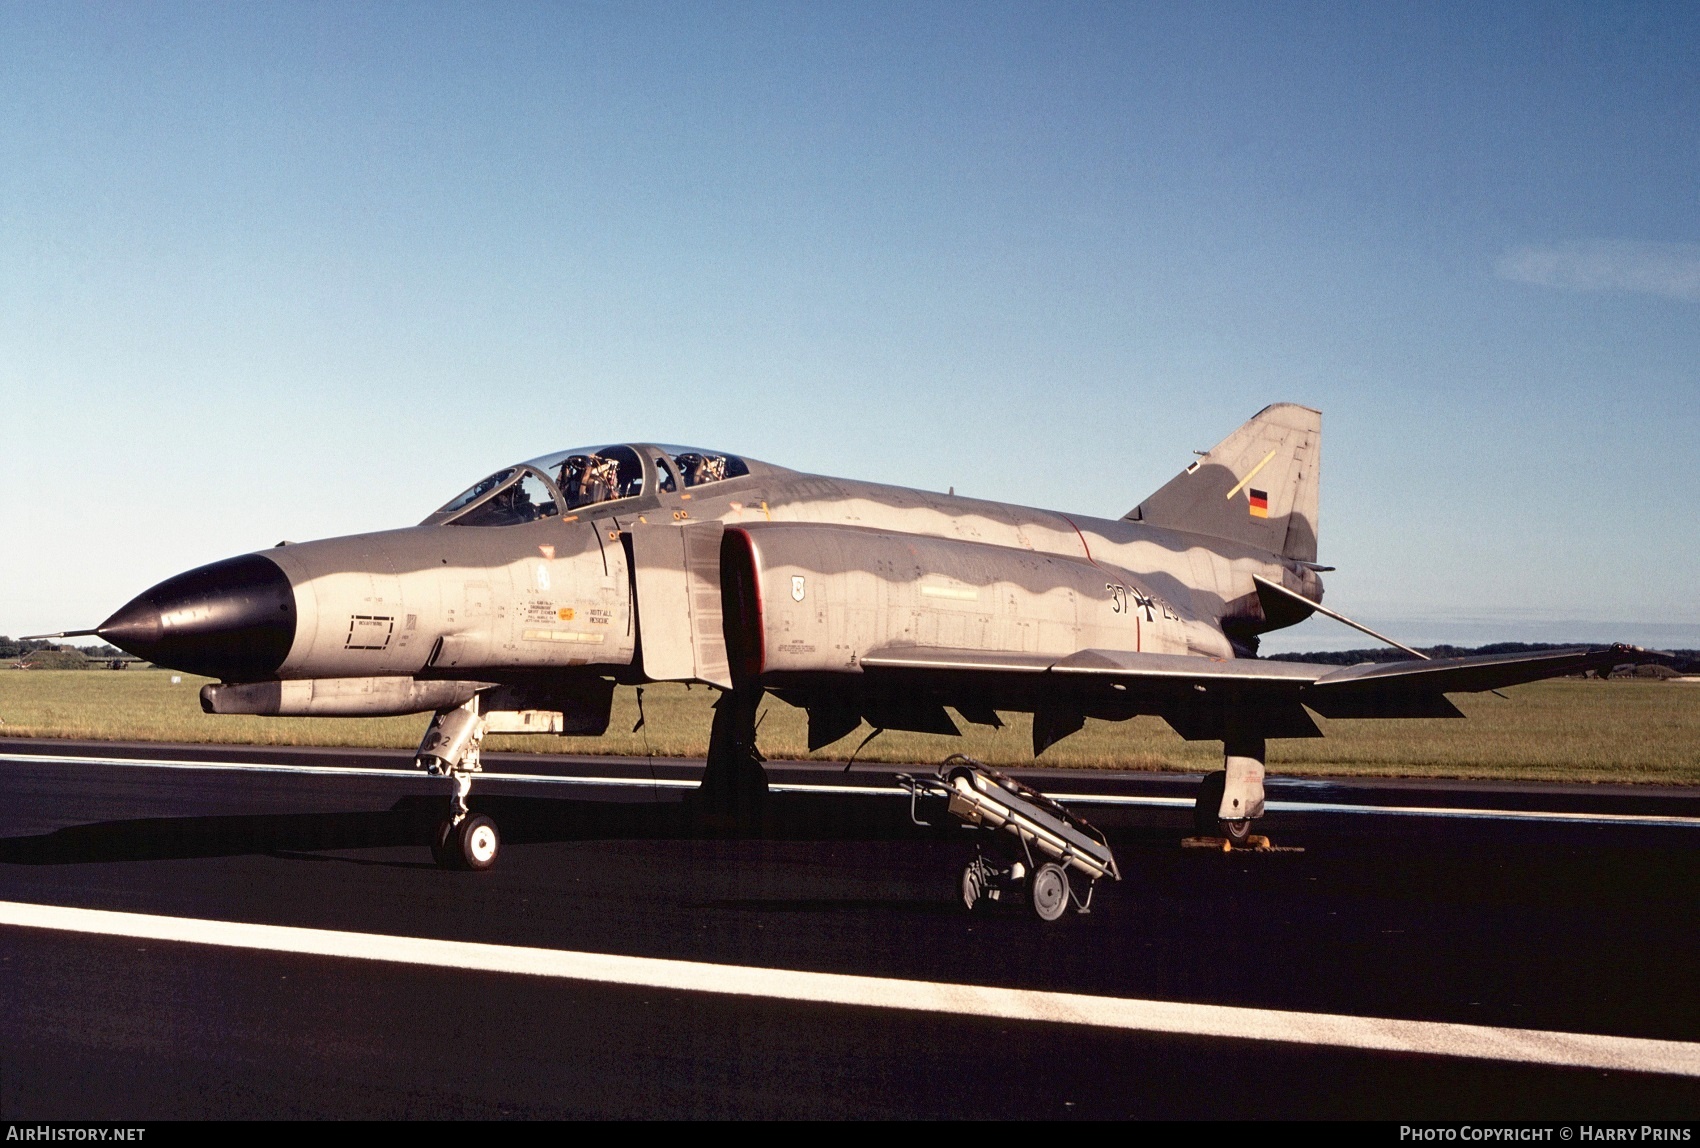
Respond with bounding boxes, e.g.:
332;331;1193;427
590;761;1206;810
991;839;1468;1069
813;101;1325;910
1251;575;1426;658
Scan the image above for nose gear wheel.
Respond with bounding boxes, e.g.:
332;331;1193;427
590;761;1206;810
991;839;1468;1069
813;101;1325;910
433;812;501;871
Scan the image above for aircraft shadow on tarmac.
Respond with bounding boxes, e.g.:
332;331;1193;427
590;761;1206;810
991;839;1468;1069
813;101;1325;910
0;791;990;866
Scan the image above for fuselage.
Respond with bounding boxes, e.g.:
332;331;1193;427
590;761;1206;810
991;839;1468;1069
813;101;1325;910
99;444;1323;690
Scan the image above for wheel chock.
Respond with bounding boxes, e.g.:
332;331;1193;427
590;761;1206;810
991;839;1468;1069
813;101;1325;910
1181;835;1304;854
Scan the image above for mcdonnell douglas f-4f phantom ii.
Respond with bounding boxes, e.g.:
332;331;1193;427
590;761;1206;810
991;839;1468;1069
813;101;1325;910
53;404;1639;870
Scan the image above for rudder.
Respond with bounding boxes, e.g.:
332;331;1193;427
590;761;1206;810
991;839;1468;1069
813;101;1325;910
1125;404;1320;562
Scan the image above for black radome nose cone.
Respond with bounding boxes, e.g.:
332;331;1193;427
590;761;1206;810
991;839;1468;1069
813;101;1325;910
98;554;296;680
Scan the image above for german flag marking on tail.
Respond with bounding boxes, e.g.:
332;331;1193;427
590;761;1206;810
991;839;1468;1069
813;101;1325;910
1248;489;1268;518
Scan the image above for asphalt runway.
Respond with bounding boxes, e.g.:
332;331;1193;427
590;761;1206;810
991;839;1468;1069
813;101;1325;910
1;738;1698;1119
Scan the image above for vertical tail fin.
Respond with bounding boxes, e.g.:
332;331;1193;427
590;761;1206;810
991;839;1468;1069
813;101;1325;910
1125;404;1321;562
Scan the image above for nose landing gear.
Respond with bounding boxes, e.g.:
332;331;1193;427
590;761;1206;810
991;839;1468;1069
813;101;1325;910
416;697;500;871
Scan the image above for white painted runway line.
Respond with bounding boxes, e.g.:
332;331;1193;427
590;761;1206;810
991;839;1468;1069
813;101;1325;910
2;899;1696;1078
3;752;1698;827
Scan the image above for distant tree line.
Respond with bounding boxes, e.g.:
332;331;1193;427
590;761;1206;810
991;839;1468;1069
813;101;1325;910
0;638;132;666
0;637;57;658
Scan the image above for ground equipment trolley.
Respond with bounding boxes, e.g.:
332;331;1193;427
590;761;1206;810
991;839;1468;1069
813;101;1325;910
897;755;1120;921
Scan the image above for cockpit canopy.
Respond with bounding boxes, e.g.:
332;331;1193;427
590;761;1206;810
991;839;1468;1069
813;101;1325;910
426;444;753;527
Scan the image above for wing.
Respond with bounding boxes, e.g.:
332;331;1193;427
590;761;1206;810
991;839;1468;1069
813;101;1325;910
1302;646;1635;717
855;643;1645;751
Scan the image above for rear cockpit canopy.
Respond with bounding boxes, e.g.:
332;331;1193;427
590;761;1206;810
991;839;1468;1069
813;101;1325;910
657;445;751;488
423;444;755;527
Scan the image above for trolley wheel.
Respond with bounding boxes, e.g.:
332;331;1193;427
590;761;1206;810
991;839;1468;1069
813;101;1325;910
961;861;984;912
1028;862;1070;922
1194;770;1227;836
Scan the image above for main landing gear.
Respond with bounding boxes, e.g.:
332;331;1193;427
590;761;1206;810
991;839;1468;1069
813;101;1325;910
690;685;770;833
1193;737;1267;848
417;697;501;871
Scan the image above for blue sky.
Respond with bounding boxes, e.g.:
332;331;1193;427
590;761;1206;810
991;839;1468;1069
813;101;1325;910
2;2;1696;651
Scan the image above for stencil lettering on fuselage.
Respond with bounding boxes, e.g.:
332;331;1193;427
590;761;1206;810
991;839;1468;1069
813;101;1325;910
344;615;394;650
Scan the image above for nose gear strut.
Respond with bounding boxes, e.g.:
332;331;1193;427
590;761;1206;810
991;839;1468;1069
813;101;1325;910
416;696;500;870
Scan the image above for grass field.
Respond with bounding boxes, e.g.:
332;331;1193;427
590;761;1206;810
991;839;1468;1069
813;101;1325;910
1;670;1697;785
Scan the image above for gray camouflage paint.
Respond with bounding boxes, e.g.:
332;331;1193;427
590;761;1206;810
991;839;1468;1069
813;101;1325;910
258;405;1321;706
175;403;1636;770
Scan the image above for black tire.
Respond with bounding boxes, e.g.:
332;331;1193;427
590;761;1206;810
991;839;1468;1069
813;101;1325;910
1222;817;1254;846
431;817;460;869
1028;862;1070;922
1194;770;1227;836
457;814;500;871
